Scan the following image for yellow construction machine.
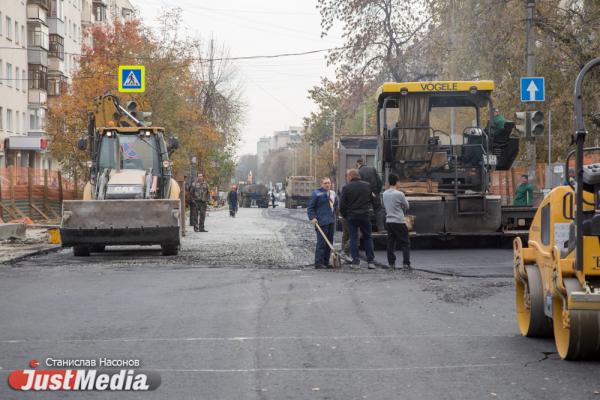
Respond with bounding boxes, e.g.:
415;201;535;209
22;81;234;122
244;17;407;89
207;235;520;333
514;58;600;360
60;93;182;256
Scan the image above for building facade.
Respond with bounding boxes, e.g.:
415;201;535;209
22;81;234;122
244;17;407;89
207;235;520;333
0;0;135;170
256;136;271;166
0;0;30;168
271;126;303;151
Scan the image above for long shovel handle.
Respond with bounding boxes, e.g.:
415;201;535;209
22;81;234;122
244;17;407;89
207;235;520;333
314;223;336;251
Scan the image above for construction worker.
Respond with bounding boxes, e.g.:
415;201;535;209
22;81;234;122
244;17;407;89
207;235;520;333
307;177;337;269
514;174;534;206
189;174;210;232
487;107;506;140
356;158;384;232
227;185;238;217
382;173;411;270
340;169;375;269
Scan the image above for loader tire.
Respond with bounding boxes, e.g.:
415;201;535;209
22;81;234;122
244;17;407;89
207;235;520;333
73;246;90;257
161;243;179;256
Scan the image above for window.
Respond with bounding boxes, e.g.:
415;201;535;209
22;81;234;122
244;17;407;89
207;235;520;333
15;67;19;90
15;111;19;133
7;109;13;132
6;16;12;40
22;112;26;134
14;21;19;44
6;63;12;87
49;34;64;59
29;108;45;131
0;107;3;130
0;12;3;36
28;25;48;48
21;25;25;47
0;60;3;85
48;74;66;96
22;69;26;86
93;4;106;22
28;65;47;90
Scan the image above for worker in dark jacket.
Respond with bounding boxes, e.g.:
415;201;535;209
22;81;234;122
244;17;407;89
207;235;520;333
356;158;384;232
307;177;337;269
189;174;210;232
227;185;238;217
340;169;375;269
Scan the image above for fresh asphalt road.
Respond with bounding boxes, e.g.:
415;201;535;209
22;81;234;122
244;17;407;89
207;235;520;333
0;208;598;400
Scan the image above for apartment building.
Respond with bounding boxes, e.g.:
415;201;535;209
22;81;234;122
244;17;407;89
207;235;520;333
0;0;31;168
271;126;303;151
0;0;135;169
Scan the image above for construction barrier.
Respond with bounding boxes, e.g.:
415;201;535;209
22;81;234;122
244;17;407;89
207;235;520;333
0;167;82;223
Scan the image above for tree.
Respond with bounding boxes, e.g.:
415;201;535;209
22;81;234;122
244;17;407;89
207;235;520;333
47;9;243;187
318;0;433;83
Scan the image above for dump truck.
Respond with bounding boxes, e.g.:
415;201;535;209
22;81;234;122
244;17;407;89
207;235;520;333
285;176;317;208
240;184;269;208
513;58;600;360
60;93;182;256
375;80;529;241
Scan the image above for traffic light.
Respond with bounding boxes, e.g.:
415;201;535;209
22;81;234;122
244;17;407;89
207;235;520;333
529;110;544;136
514;110;544;138
515;111;527;136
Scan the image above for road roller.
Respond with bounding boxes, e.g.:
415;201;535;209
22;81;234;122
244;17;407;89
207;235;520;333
513;58;600;360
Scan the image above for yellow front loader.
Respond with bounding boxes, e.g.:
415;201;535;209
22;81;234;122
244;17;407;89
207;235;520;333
514;58;600;360
60;94;182;256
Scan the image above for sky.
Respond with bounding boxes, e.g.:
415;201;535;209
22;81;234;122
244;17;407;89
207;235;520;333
132;0;342;156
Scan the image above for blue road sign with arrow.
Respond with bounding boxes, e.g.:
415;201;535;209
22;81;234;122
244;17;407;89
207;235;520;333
520;77;544;102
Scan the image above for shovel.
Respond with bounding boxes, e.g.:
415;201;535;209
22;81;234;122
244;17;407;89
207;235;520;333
314;222;345;268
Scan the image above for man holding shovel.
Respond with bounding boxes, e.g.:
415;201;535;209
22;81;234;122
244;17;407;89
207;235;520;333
307;177;338;269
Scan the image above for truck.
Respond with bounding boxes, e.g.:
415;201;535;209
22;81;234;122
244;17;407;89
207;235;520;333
240;184;269;208
285;176;317;208
60;93;182;256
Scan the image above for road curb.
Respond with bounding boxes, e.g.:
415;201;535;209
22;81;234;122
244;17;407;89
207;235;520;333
1;245;62;265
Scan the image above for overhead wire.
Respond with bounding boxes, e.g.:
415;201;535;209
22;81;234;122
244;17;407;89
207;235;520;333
0;45;345;62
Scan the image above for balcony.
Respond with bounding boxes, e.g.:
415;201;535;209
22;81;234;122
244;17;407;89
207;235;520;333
28;23;49;53
48;73;67;96
27;0;49;10
28;89;48;105
28;48;48;66
48;56;64;73
81;0;92;24
27;3;48;24
47;16;64;37
48;34;64;60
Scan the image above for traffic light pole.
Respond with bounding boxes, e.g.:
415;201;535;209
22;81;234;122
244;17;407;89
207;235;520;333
525;0;538;190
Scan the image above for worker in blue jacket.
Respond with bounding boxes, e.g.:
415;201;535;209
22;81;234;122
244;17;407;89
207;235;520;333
307;177;338;269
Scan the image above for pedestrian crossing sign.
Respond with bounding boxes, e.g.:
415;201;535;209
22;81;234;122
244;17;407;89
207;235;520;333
118;65;145;93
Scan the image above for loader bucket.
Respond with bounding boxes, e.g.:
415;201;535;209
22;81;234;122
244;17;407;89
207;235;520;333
60;199;181;247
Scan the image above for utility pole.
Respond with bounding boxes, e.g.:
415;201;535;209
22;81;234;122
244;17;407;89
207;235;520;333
332;110;337;189
362;107;367;135
525;0;537;187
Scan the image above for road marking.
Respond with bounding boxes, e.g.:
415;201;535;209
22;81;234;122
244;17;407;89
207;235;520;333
0;334;517;344
153;363;521;373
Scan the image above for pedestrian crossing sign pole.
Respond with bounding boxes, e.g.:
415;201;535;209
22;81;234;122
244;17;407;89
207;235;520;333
118;65;145;93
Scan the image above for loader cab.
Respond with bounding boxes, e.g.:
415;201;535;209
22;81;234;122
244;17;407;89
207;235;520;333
376;81;519;194
91;127;173;199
